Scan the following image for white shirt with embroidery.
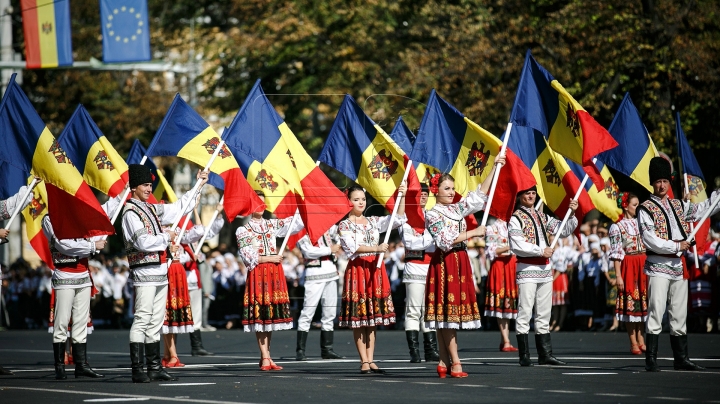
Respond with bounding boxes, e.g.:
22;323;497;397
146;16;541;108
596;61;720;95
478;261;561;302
338;214;407;261
608;218;644;262
399;219;436;284
0;185;33;244
235;214;304;271
296;225;340;284
486;219;512;262
425;189;488;252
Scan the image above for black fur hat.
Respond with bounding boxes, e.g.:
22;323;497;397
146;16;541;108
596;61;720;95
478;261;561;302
648;157;671;184
128;164;153;189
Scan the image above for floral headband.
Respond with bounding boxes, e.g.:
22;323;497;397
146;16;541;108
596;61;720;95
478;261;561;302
429;173;442;194
616;192;630;210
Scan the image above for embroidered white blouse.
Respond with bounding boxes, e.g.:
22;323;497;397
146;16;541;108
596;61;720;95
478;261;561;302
486;219;512;262
235;214;304;271
608;218;644;262
338;214;407;261
425;189;488;252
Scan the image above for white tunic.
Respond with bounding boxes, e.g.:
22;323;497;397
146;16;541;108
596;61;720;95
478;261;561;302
338;214;407;260
485;219;512;262
0;185;33;244
235;214;304;271
399;220;436;284
425;189;488;252
297;225;340;284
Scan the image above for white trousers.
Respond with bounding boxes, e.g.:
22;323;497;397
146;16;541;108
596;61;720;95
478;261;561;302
516;282;552;335
130;285;168;343
404;283;428;332
53;287;91;344
646;276;687;336
297;281;337;332
190;289;202;328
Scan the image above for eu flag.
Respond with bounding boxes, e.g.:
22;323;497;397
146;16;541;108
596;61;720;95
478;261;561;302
100;0;150;63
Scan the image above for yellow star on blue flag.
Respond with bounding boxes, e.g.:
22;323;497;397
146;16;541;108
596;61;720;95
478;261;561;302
100;0;150;63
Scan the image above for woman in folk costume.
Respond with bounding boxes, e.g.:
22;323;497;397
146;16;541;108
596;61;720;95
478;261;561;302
424;154;505;379
235;191;304;371
609;192;647;355
483;218;519;352
550;236;574;332
338;182;407;375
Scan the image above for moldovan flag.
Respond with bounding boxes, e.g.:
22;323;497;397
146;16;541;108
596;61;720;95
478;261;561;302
676;112;710;255
146;94;264;218
566;157;622;222
22;179;54;269
504;124;594;224
601;93;659;192
0;75;114;239
126;139;175;203
21;0;73;69
509;50;618;190
57;105;128;197
409;90;536;222
319;95;423;232
225;81;352;242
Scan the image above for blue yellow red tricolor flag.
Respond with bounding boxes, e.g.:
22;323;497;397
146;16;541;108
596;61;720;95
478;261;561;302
566;157;622;222
676;112;709;254
224;81;352;242
409;90;536;222
509;50;618;189
503;124;595;224
146;95;264;218
126;139;174;203
0;75;114;239
23;179;54;269
21;0;73;69
601;93;659;192
319;95;423;232
57;105;128;198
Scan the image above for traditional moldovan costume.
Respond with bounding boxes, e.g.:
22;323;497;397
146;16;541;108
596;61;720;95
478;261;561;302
609;217;648;323
235;214;303;332
638;157;720;371
509;194;577;366
295;226;344;360
483;220;518;321
399;220;439;363
338;214;406;328
43;194;122;380
0;185;32;243
122;164;197;383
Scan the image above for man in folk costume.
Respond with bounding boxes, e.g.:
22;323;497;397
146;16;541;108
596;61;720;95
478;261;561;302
122;164;206;383
509;186;578;367
295;225;345;361
42;190;124;380
399;183;440;363
638;157;720;372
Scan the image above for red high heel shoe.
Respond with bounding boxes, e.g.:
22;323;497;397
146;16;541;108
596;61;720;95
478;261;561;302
630;345;642;355
436;365;448;378
168;356;185;367
500;343;519;352
162;358;169;368
640;344;647;353
450;363;468;378
259;358;272;371
269;361;283;371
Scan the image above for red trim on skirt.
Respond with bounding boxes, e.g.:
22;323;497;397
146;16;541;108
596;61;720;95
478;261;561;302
615;254;648;322
242;262;293;332
552;271;569;306
339;255;396;328
425;249;481;329
483;255;518;318
164;261;194;333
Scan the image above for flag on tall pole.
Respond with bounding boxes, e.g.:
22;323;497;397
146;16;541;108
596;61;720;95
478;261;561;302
100;0;151;63
22;179;54;268
566;157;622;222
21;0;73;68
0;74;114;239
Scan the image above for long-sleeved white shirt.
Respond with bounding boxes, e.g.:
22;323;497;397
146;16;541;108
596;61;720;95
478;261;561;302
1;185;34;244
297;225;339;284
399;221;436;284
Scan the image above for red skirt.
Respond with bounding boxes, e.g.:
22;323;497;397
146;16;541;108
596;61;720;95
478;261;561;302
425;248;481;329
339;255;396;328
483;255;518;319
552;271;569;306
615;254;648;322
163;261;194;334
242;262;293;332
47;288;94;335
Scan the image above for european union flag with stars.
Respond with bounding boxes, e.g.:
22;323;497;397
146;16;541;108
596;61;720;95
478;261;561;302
100;0;151;63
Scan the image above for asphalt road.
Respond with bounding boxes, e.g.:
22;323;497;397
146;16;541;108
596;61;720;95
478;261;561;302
0;329;719;403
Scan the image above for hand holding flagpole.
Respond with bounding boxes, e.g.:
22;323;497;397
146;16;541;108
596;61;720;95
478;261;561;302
683;173;700;268
377;166;412;268
2;177;41;230
480;123;512;227
676;195;720;257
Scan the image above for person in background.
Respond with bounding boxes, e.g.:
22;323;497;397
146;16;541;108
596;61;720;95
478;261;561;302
484;219;519;352
600;237;618;332
550;236;572;332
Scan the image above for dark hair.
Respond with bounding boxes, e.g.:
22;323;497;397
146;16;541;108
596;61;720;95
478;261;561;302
345;184;365;199
420;183;429;194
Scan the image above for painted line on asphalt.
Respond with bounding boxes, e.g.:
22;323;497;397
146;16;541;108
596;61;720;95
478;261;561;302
497;387;533;390
544;390;583;394
562;372;618;375
456;384;488;388
381;367;428;370
648;397;691;401
595;393;636;397
159;383;216;386
84;399;151;403
0;387;259;404
413;382;444;385
373;380;403;383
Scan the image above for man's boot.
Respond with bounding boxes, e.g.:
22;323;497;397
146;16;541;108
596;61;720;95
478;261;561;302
53;342;67;380
320;330;345;359
516;334;533;367
535;333;566;366
296;330;308;361
670;335;705;371
190;330;213;356
645;333;660;372
130;343;150;383
72;343;104;378
145;342;177;381
406;331;421;363
423;332;440;362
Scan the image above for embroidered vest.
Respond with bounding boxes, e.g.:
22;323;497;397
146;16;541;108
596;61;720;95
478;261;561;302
122;199;167;269
304;233;335;268
617;220;645;254
512;207;549;246
639;198;689;241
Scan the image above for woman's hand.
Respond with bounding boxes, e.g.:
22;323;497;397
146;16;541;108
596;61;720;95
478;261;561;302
376;243;389;253
397;181;407;195
615;276;624;289
473;225;486;238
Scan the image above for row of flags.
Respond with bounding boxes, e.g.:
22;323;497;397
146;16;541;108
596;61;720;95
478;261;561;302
22;0;150;69
0;51;709;266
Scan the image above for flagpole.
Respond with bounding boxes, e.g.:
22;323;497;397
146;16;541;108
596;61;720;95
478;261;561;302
535;198;543;211
193;196;223;257
675;187;720;257
683;173;701;269
2;178;40;230
376;160;412;268
480;123;512;226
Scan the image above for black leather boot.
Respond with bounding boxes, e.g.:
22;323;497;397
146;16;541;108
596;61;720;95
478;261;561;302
130;343;150;383
145;342;177;381
516;334;533;367
72;343;104;378
296;330;308;361
423;332;440;362
320;330;345;359
190;330;213;356
53;342;67;380
0;366;13;376
645;333;660;372
670;335;705;371
536;333;566;366
406;331;421;363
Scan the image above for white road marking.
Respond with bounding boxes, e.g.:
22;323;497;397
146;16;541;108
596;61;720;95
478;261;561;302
159;383;216;386
456;384;487;388
338;378;364;381
0;387;258;404
84;399;151;403
544;390;583;394
498;387;533;390
595;393;636;397
648;397;691;401
304;377;328;380
380;367;427;370
562;372;618;375
374;380;403;383
413;382;443;385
